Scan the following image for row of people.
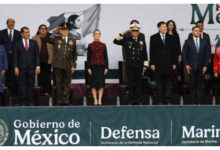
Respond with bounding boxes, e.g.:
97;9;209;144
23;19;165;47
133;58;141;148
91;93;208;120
0;18;218;106
0;19;108;106
113;20;213;105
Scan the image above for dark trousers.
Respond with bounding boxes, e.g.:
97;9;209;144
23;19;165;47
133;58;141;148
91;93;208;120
126;65;143;103
54;68;71;104
156;74;172;104
0;92;3;106
38;63;51;94
19;69;35;105
5;64;18;96
205;55;214;101
189;69;204;104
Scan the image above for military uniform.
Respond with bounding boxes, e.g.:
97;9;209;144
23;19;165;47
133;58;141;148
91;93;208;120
113;25;148;104
45;24;77;105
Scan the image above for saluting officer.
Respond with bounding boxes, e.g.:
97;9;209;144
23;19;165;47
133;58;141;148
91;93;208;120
45;23;77;106
113;23;148;105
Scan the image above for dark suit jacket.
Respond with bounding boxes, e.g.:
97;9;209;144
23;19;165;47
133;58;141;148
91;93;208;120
182;37;211;71
0;29;22;65
150;32;177;75
14;39;40;70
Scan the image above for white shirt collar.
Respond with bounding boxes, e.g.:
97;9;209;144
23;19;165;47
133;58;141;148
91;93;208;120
160;32;166;39
200;32;203;39
132;37;138;40
62;36;68;43
7;28;14;34
22;38;29;46
193;36;200;45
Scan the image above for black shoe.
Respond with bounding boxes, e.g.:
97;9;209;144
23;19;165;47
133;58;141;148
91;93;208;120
64;103;70;106
158;102;162;105
29;103;33;106
128;100;134;105
57;103;63;106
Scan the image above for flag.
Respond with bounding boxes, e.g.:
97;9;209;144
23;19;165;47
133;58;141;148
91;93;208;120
47;4;101;37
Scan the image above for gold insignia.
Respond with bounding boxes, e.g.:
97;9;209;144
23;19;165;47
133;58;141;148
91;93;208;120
69;40;74;45
58;40;62;44
144;61;149;67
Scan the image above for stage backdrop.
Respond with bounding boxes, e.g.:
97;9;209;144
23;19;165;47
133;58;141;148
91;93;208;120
1;106;220;146
0;4;220;83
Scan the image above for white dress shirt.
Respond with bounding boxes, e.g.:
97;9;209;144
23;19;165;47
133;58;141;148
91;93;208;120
200;32;203;39
7;28;14;39
160;33;166;40
22;38;29;48
62;36;68;43
193;36;200;47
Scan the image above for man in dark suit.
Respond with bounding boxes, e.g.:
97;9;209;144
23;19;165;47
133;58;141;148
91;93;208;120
189;21;212;103
0;18;22;106
150;21;177;105
182;26;211;105
14;27;40;106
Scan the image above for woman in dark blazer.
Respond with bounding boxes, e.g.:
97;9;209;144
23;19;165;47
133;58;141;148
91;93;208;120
32;24;54;96
87;29;109;105
167;20;181;63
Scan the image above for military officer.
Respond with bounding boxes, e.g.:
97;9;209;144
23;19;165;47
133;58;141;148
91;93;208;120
45;23;77;105
121;20;146;60
113;24;148;105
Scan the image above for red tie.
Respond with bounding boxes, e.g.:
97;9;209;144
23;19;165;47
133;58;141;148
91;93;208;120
25;40;29;52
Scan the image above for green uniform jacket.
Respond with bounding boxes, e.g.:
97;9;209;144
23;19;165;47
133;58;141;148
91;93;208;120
45;33;77;70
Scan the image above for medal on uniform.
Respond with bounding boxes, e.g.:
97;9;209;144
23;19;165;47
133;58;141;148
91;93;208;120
58;40;62;48
140;41;144;50
128;41;132;49
69;40;74;45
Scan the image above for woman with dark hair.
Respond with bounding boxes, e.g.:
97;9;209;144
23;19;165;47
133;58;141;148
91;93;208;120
167;20;182;97
32;24;54;96
167;20;181;63
87;29;109;105
68;14;88;56
68;15;80;30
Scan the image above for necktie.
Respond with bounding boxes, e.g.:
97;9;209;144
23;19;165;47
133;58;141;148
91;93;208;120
162;35;165;44
200;33;202;39
64;37;67;43
25;40;29;52
195;39;199;53
9;30;12;42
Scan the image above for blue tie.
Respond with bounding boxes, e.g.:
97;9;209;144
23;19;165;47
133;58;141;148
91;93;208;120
195;39;199;53
162;35;165;44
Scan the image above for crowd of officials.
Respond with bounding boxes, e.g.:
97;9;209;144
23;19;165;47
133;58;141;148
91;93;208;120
0;18;220;106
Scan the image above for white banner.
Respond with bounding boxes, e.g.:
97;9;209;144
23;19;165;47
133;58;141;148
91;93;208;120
0;4;219;70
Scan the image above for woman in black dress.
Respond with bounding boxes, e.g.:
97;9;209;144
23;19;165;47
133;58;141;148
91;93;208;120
167;20;182;96
87;29;109;105
167;20;181;63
